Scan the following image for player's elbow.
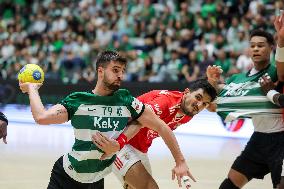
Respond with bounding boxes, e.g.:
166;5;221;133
34;115;49;125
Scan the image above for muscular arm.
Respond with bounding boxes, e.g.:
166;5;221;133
275;12;284;81
206;65;224;93
122;120;142;140
275;25;284;81
276;62;284;82
91;121;142;159
137;106;185;163
20;83;68;125
216;84;225;94
137;106;195;186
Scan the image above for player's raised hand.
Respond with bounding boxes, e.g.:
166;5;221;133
274;10;284;46
91;132;120;160
172;160;196;188
19;82;42;94
206;65;223;84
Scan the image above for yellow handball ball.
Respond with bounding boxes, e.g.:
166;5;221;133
18;64;45;83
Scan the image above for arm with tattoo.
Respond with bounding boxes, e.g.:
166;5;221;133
19;82;68;125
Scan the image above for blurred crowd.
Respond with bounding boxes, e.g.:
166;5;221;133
0;0;282;84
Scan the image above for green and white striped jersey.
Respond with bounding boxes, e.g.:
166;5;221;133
216;64;282;132
59;89;145;183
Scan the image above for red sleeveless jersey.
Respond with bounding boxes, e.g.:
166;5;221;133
128;90;192;153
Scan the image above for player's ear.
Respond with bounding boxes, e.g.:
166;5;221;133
207;102;217;112
97;66;104;75
184;88;190;94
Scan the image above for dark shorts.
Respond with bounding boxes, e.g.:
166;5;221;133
47;156;104;189
232;131;284;188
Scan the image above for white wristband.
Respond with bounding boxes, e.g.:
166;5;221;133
275;45;284;62
267;90;279;104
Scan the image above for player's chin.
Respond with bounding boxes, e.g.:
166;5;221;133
186;110;195;117
113;81;121;86
191;111;198;116
114;82;121;88
251;56;264;62
192;109;201;116
109;84;120;91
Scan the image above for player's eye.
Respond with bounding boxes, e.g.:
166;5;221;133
196;95;201;100
113;69;119;73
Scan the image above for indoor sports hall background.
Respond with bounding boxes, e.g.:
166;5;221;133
0;0;281;188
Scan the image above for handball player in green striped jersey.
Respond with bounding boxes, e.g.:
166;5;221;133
19;50;194;189
217;30;284;189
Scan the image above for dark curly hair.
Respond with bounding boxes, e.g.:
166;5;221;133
95;50;127;71
189;78;217;102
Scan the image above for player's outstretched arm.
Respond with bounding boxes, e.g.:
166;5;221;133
137;106;196;188
206;65;224;92
120;120;142;140
92;122;142;160
19;82;68;125
274;10;284;81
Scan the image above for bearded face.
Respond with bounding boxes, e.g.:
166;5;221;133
102;73;121;92
181;89;211;116
99;61;126;93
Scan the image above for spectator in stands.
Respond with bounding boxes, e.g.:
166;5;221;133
199;49;214;78
181;51;200;82
236;48;253;73
149;50;182;82
0;0;281;84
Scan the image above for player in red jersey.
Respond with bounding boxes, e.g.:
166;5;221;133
111;78;218;189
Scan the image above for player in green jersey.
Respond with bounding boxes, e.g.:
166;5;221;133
217;30;284;189
259;73;283;108
19;50;194;189
273;10;284;189
258;11;284;189
257;16;284;109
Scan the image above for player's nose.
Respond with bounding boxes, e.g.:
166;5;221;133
197;101;204;109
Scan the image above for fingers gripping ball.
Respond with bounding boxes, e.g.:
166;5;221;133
18;64;44;83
